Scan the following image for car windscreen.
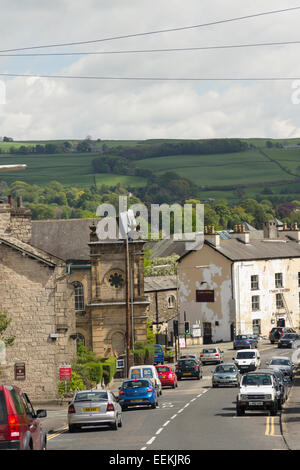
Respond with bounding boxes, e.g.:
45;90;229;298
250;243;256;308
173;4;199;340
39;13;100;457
122;380;150;389
156;367;170;373
215;365;236;373
178;360;196;366
236;351;255;359
242;374;272;386
235;335;247;340
270;359;291;366
0;391;7;425
281;334;296;339
75;391;108;402
202;349;217;353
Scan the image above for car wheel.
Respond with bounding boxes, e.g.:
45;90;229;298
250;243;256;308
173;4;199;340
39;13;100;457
121;405;127;411
110;420;118;430
173;382;176;389
118;416;123;428
68;424;79;433
270;403;278;416
197;374;200;380
151;402;157;409
212;384;217;388
236;406;245;416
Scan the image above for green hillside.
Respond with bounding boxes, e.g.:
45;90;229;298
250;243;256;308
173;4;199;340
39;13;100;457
1;138;300;202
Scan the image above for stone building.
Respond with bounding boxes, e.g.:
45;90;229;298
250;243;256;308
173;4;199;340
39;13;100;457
144;275;178;333
178;222;300;344
31;218;149;358
0;198;76;401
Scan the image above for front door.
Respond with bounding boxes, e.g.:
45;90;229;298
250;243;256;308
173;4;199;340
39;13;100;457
203;322;212;344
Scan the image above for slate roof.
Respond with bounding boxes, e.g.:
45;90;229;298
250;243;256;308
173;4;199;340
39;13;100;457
144;275;177;292
207;238;300;262
0;234;62;267
31;218;96;261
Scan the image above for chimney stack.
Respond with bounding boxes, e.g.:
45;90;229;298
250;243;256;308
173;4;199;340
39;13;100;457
231;223;250;244
204;225;220;247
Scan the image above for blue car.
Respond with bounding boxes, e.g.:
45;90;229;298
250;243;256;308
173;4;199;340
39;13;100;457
119;379;158;410
233;334;258;350
150;344;164;364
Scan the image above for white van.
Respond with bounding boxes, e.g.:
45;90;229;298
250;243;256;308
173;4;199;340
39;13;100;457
233;349;261;373
128;365;162;395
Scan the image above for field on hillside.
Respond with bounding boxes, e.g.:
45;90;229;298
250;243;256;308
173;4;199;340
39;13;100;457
0;153;146;187
134;150;294;186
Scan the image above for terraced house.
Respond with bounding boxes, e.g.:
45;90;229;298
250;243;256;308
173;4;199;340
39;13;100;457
178;221;300;343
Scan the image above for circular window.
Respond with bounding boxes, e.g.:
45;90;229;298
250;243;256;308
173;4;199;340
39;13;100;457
106;270;124;288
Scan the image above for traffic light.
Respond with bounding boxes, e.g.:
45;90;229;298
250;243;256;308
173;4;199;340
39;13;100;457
184;321;190;334
173;319;179;337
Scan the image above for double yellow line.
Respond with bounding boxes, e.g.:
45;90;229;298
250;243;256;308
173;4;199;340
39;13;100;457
265;417;281;437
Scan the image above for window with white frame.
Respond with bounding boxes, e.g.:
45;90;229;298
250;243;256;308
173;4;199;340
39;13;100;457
251;275;259;290
251;295;260;311
276;293;284;309
252;319;261;335
275;273;283;288
73;281;85;311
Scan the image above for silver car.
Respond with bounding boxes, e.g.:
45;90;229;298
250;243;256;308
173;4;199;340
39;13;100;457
68;389;122;432
212;363;240;388
200;347;224;365
266;356;294;380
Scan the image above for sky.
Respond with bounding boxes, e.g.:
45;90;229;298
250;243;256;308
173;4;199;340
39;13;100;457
1;0;300;140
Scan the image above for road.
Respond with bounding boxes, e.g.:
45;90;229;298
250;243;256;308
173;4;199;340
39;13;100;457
47;344;293;451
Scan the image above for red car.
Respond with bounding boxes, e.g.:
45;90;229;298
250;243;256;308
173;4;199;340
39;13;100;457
0;385;47;450
155;365;178;389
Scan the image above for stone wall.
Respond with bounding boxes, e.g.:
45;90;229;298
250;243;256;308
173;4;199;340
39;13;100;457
146;289;178;330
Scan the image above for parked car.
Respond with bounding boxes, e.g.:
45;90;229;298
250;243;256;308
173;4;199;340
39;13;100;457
277;333;300;349
155;365;178;389
233;334;258;350
236;372;278;416
149;344;164;364
269;327;296;344
175;359;203;380
233;349;261;373
199;347;224;364
211;363;240;388
0;385;47;450
266;356;295;380
118;379;158;410
253;369;286;410
128;365;162;396
68;389;122;432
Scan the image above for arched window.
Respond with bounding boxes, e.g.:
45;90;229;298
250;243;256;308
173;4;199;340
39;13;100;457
74;333;86;347
168;294;176;308
73;281;85;311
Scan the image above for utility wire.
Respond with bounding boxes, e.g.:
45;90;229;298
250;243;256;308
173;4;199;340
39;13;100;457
0;6;300;53
1;39;300;56
0;72;300;81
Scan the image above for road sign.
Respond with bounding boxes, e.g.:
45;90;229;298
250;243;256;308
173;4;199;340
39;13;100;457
59;365;72;381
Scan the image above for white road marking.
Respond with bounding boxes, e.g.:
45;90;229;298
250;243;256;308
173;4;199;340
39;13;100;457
146;436;156;445
163;420;170;427
156;428;163;435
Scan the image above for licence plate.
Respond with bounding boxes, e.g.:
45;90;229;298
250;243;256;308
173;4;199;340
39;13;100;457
130;399;143;403
183;372;192;375
83;407;99;412
161;375;166;379
249;401;263;406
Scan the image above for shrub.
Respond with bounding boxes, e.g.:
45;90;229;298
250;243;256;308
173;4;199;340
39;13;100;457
58;371;85;398
100;358;117;385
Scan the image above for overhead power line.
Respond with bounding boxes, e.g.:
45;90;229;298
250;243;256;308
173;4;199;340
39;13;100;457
0;6;300;53
1;39;300;57
1;72;300;82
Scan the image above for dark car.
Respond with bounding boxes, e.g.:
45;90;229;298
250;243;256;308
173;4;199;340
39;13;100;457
0;385;47;450
233;334;258;350
175;359;203;381
269;327;295;344
278;333;300;349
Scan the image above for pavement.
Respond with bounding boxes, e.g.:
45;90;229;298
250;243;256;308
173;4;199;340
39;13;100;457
33;339;300;449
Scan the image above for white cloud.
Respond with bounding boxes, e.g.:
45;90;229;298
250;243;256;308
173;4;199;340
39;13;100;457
1;0;300;140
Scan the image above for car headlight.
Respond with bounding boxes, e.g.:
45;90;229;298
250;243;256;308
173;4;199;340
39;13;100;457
240;394;247;400
265;394;272;400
